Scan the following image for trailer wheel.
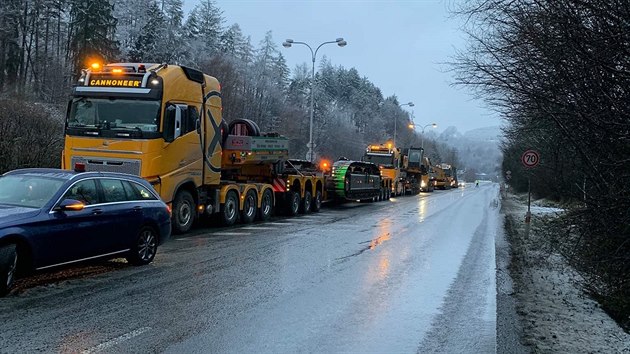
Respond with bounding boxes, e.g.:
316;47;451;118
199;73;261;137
312;190;322;212
221;191;239;226
258;189;273;221
172;190;195;234
286;191;300;216
300;190;312;214
240;190;257;224
0;244;17;296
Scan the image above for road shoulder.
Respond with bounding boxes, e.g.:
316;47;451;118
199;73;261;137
502;193;630;353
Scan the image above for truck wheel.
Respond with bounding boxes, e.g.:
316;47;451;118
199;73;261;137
312;190;322;212
286;191;300;216
221;191;239;226
0;244;17;296
126;226;158;265
172;190;195;234
258;189;273;221
300;190;312;214
241;190;257;224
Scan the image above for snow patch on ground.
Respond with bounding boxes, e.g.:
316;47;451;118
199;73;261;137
503;194;630;353
529;206;564;215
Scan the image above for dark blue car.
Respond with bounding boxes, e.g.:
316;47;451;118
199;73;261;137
0;168;171;296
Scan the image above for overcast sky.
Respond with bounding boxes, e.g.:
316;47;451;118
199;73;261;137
185;0;500;133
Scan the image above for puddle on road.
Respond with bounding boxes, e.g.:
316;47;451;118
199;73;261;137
337;232;392;261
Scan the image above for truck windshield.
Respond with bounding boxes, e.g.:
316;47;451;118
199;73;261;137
408;150;422;163
364;154;394;167
67;98;161;132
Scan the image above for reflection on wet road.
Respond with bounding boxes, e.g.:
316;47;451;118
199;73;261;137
0;184;500;353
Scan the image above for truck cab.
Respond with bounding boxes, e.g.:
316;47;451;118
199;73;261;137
363;144;405;196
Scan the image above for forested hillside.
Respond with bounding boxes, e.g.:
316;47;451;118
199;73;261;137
0;0;461;170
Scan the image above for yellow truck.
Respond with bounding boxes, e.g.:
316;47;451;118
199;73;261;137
433;163;456;190
432;164;449;190
400;147;427;194
63;62;326;233
420;156;434;192
363;143;404;196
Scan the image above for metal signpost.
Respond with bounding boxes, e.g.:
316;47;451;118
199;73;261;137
521;149;540;223
504;170;511;198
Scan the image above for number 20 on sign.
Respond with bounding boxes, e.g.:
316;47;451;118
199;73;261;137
521;149;540;168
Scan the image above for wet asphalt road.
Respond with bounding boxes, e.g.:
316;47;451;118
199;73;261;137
0;184;501;353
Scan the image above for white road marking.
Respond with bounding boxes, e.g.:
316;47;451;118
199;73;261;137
83;327;151;353
212;232;252;236
266;222;294;225
240;226;278;230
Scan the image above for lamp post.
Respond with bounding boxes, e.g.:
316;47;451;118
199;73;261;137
283;37;347;162
415;122;438;149
396;102;414;147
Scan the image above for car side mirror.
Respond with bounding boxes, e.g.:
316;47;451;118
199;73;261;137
55;199;85;212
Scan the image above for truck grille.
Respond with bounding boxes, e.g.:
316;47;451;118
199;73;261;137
72;156;141;176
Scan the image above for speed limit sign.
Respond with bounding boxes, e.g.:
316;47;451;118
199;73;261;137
521;150;540;168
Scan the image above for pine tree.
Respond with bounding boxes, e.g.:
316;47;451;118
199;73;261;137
69;0;118;73
129;1;165;62
191;0;225;55
113;0;152;60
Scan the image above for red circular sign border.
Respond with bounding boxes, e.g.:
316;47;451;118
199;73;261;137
521;149;540;168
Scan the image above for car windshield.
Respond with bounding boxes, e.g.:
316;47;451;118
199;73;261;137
67;98;161;132
364;154;393;167
0;175;64;208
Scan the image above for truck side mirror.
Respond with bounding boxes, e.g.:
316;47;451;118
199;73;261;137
163;104;183;142
174;105;182;140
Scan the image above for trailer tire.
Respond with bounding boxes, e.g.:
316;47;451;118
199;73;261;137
240;190;257;224
221;191;239;226
312;190;322;212
300;190;312;214
286;191;300;216
0;244;17;296
172;190;195;234
258;189;274;221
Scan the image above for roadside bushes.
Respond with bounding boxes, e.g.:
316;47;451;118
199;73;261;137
0;98;64;174
454;0;630;330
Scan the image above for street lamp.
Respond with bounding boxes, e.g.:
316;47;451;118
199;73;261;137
283;37;347;162
396;102;414;147
415;122;437;149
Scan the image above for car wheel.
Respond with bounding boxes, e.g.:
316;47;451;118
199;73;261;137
258;189;273;221
300;190;312;214
286;191;300;216
312;190;322;212
172;190;195;234
222;191;239;226
241;190;257;224
0;244;17;296
126;226;158;265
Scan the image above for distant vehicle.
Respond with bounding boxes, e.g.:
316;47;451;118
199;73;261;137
0;168;171;296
